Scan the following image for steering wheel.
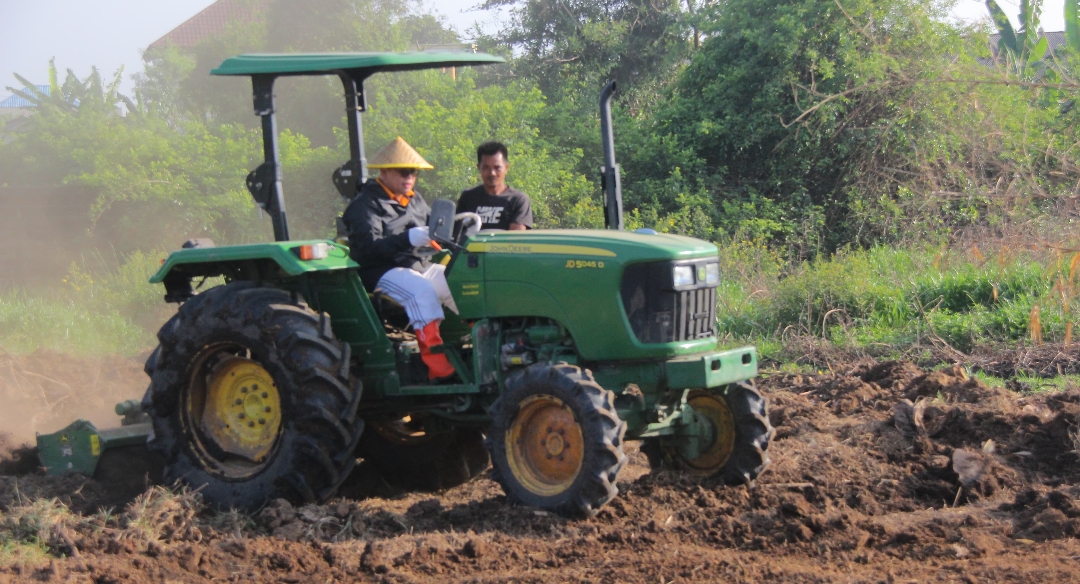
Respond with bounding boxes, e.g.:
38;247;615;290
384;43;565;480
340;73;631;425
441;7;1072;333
453;212;483;245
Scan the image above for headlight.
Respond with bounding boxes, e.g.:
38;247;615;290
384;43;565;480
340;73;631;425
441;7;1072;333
704;262;720;285
673;265;694;287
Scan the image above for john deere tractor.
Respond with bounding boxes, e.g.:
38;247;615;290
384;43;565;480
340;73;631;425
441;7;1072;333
37;52;772;517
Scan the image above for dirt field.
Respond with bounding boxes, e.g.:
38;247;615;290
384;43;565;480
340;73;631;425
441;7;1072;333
3;358;1080;582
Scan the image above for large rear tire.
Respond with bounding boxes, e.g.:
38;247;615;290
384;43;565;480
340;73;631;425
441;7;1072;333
486;363;626;518
356;414;489;492
642;381;772;485
141;282;363;510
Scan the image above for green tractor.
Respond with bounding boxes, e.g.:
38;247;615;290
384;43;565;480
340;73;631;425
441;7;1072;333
37;51;772;517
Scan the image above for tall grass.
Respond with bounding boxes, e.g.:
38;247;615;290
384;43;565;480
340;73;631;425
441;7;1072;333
62;249;172;322
0;292;152;356
716;244;1071;356
0;249;168;356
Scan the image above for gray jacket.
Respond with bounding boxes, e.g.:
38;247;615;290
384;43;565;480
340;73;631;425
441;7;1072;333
342;179;431;291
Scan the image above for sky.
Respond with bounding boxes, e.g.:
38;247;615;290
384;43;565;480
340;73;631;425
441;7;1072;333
952;0;1065;30
0;0;497;97
0;0;1068;100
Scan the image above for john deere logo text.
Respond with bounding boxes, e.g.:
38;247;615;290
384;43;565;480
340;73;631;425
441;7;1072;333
486;244;533;254
466;242;616;257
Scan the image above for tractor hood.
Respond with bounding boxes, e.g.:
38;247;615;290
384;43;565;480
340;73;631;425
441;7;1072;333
464;229;718;262
449;229;721;362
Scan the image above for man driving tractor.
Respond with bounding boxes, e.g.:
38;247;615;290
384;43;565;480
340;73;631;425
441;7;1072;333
341;137;457;380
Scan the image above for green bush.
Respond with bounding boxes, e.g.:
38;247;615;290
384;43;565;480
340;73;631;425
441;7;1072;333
0;292;151;356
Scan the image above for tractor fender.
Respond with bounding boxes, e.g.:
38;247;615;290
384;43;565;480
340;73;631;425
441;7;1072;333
147;237;356;280
149;240;358;301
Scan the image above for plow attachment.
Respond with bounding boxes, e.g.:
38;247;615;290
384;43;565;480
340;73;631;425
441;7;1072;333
36;400;159;482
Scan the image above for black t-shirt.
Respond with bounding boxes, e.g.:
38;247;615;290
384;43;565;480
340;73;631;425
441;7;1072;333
456;185;533;230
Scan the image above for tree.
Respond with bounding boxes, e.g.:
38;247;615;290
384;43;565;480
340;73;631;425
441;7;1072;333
644;0;980;251
137;0;464;145
473;0;697;189
479;0;690;100
2;61;265;252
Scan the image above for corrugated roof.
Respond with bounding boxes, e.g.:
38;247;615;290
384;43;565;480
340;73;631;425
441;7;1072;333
988;31;1066;58
0;85;49;108
146;0;267;53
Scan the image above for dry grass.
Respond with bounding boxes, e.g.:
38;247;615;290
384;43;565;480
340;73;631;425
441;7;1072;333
0;496;83;563
0;483;209;567
968;344;1080;378
118;485;204;549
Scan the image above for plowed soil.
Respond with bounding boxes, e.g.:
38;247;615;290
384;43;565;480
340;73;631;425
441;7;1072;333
4;360;1080;582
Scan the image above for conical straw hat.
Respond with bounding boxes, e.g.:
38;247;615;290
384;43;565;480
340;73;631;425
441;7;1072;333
367;137;434;170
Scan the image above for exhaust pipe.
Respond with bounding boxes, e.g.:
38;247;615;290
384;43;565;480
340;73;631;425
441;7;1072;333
600;81;623;230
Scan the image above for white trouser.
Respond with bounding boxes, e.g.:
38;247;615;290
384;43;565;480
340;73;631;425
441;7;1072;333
376;264;459;329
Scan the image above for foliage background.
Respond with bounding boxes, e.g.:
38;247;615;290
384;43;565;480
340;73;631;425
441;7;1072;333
2;0;1079;361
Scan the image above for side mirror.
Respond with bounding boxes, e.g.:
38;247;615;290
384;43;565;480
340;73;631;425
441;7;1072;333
428;199;455;243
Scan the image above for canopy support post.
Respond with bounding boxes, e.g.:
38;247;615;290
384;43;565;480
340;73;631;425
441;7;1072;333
246;74;290;241
332;73;368;200
599;81;623;231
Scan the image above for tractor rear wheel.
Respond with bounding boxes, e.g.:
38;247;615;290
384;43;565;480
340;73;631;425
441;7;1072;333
141;282;363;510
642;381;772;485
355;414;489;492
486;363;627;517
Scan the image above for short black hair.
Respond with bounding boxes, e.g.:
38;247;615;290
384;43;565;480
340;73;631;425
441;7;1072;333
476;141;509;165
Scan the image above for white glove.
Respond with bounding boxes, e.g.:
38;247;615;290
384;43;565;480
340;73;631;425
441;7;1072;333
408;226;432;247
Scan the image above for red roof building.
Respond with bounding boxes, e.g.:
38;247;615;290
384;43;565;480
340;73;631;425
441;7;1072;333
146;0;267;53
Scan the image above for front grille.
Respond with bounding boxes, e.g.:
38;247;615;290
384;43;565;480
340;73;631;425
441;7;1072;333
621;261;718;344
675;287;718;341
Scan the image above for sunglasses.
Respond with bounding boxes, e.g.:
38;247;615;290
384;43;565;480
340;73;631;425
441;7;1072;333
394;168;420;177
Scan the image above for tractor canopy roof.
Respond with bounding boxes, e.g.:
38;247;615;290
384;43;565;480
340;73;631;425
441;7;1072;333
211;51;505;78
215;51;505;242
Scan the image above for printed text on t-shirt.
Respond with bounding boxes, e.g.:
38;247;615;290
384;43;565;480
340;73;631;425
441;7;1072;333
474;206;505;225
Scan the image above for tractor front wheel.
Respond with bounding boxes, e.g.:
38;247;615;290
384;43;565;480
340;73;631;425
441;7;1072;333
486;363;627;517
141;282;363;510
643;381;772;485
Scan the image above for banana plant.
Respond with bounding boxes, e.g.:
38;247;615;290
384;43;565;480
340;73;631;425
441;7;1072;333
5;58;132;116
986;0;1048;76
1067;0;1080;52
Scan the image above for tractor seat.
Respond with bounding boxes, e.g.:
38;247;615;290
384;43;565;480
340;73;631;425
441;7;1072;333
371;288;409;329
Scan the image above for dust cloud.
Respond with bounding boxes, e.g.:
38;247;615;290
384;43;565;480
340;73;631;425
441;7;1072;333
0;350;150;443
0;185;157;444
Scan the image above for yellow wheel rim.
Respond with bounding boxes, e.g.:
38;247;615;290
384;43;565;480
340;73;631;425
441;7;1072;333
189;355;282;471
505;395;584;497
681;390;737;475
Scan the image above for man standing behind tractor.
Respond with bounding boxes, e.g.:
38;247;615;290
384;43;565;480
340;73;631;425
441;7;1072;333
456;141;533;230
342;137;456;380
